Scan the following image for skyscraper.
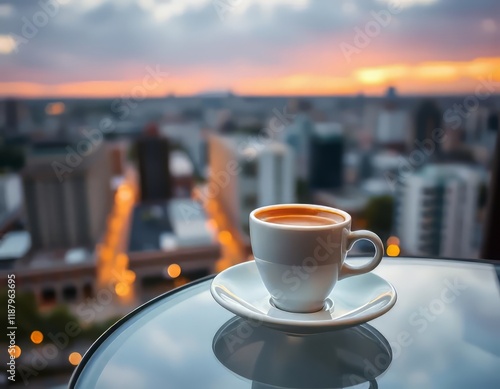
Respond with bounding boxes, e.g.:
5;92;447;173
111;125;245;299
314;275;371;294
22;146;112;250
0;99;24;137
4;99;19;134
395;164;482;258
135;124;172;202
309;122;344;190
375;87;408;150
487;111;499;133
283;113;314;180
376;109;409;148
160;122;207;176
414;99;442;150
209;135;295;233
484;111;499;156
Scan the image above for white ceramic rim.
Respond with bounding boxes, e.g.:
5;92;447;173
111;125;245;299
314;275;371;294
250;204;351;231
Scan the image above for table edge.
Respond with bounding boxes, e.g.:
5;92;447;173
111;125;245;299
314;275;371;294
68;273;216;388
68;256;498;387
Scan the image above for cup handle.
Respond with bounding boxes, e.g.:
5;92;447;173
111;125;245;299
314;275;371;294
339;230;384;280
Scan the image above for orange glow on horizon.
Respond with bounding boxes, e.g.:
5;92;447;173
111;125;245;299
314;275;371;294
1;57;499;98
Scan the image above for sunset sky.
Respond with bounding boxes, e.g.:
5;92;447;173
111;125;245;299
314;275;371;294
0;0;499;98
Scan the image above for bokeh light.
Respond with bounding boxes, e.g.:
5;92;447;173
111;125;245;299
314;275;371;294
218;230;233;245
115;282;130;296
206;219;218;231
167;264;182;278
116;185;133;203
387;236;400;246
387;244;401;257
124;270;136;283
69;352;82;366
30;330;44;344
116;253;129;268
10;345;21;358
45;102;65;115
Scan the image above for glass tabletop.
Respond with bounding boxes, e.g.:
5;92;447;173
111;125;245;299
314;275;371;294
70;258;500;389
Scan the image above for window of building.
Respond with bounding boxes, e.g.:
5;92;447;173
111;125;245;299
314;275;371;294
83;283;93;299
241;160;257;177
41;288;57;305
63;285;78;302
243;194;257;209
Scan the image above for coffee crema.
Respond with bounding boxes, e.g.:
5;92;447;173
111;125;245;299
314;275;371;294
256;206;344;226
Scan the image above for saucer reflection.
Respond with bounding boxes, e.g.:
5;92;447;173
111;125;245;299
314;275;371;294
213;317;392;389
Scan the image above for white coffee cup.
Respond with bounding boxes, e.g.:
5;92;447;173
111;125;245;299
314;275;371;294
249;204;384;313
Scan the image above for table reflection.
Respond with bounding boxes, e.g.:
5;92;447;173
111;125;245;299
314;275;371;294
213;317;392;389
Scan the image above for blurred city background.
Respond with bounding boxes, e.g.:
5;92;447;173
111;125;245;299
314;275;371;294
0;0;499;387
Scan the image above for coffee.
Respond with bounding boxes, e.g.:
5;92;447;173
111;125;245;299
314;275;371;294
256;206;344;227
264;215;336;226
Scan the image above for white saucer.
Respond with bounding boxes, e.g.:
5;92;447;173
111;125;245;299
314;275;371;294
210;261;397;334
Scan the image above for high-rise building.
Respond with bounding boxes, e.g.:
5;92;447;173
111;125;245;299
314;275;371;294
22;146;112;250
414;99;442;145
170;150;194;198
4;99;19;135
135;126;172;202
108;140;128;176
395;164;482;259
0;99;28;137
483;111;499;157
376;109;409;148
209;135;295;233
283;113;314;180
309;122;344;189
375;88;408;149
160;122;207;176
464;106;489;143
487;111;499;133
1;99;34;136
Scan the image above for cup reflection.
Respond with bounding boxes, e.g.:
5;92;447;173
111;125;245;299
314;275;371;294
213;317;392;389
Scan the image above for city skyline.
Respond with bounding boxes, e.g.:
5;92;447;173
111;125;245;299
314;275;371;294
0;0;499;98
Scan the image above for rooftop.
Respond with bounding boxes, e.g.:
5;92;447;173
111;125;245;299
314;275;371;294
128;199;215;253
313;122;343;138
0;231;31;260
416;163;484;182
170;150;194;177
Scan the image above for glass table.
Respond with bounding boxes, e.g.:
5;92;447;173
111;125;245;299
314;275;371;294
69;258;500;389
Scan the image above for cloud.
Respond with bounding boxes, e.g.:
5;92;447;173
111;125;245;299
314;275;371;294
0;3;13;18
0;0;499;95
0;34;16;54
